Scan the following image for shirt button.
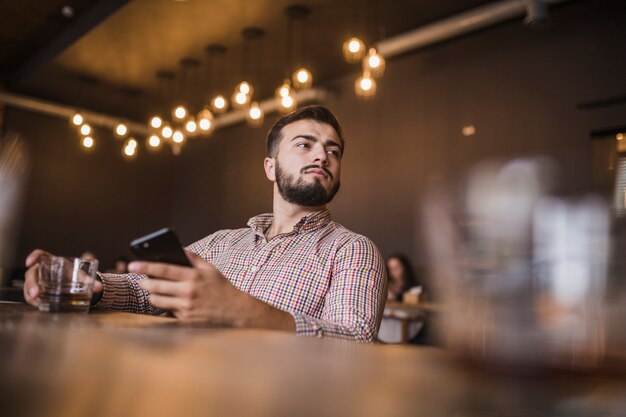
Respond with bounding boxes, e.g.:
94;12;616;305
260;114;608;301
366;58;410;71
250;265;258;272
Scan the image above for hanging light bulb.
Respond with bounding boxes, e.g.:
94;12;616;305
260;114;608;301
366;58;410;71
114;122;128;138
211;95;228;114
172;104;188;121
231;90;250;110
161;124;173;139
292;67;313;89
147;134;161;149
123;138;138;159
172;129;185;144
81;136;94;150
275;80;292;99
71;112;84;126
362;48;385;78
355;71;377;99
278;91;297;114
80;124;92;136
343;37;366;63
246;102;265;127
150;116;163;129
184;117;198;135
197;108;215;134
236;81;254;96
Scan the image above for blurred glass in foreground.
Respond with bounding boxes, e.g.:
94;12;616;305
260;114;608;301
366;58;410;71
0;133;29;285
423;157;625;371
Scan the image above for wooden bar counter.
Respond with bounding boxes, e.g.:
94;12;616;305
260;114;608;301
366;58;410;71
0;301;624;417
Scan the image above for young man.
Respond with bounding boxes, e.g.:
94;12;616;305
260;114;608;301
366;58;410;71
24;106;386;342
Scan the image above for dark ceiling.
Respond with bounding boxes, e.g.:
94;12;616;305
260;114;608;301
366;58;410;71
2;0;499;122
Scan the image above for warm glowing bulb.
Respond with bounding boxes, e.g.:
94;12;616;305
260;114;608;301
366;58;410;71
173;105;188;121
231;90;250;109
246;102;264;127
71;112;83;126
363;48;385;78
80;124;91;136
237;81;253;96
343;37;366;63
184;118;197;134
279;85;290;98
282;96;294;108
211;95;228;113
355;72;377;99
161;125;173;139
123;138;138;158
150;116;163;129
197;108;214;133
81;136;94;149
115;123;128;137
172;130;185;144
292;68;313;89
148;134;161;148
617;133;625;141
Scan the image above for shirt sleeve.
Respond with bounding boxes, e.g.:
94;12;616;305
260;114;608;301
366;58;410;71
92;231;227;314
289;236;387;343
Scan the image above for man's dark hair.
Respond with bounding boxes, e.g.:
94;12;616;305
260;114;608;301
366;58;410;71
266;105;344;157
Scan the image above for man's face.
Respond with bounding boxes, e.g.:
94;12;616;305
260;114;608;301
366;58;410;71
265;119;343;207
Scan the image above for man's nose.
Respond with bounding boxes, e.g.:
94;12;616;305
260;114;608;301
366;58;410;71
312;145;328;165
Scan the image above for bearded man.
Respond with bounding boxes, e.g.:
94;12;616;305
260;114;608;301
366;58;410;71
24;106;386;342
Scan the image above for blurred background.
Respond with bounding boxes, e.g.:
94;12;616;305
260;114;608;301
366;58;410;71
0;0;624;279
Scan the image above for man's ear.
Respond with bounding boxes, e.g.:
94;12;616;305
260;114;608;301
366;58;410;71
264;157;276;182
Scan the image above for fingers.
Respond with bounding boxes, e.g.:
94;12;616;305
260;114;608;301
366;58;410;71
93;279;104;294
147;293;191;312
25;249;51;268
128;261;194;281
23;265;40;307
139;278;190;298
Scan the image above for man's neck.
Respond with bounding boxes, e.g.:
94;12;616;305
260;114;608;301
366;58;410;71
266;188;325;239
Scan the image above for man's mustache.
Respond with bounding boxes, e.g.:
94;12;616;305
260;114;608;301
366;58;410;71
301;165;333;180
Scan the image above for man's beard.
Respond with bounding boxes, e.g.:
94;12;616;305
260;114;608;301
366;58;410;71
275;160;340;207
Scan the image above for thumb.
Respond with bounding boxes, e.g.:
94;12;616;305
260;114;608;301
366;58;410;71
93;278;104;294
185;250;213;270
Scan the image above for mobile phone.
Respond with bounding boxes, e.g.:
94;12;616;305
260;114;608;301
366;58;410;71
130;228;192;267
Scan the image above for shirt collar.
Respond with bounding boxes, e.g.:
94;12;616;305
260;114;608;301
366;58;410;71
247;209;332;236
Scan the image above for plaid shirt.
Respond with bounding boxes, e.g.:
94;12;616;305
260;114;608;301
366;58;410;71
95;209;386;342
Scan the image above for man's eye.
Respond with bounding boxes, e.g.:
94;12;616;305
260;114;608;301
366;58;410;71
297;143;309;148
327;149;341;157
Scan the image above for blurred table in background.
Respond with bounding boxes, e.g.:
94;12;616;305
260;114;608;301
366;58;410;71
379;301;441;344
0;301;624;417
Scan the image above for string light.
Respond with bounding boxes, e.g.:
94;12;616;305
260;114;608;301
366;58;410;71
123;138;138;159
617;133;624;141
184;117;198;135
197;108;214;134
343;37;366;63
114;122;128;138
172;104;188;121
292;67;313;89
236;81;253;96
161;124;173;139
150;116;163;129
362;48;385;78
355;71;377;99
231;90;250;110
80;124;91;136
211;95;228;114
81;136;94;150
246;102;264;127
71;112;84;126
147;134;161;149
172;129;185;144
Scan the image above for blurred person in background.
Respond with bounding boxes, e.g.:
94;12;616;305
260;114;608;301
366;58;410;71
386;254;418;302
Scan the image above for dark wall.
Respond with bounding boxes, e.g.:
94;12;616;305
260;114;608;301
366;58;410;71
5;0;625;276
5;109;175;272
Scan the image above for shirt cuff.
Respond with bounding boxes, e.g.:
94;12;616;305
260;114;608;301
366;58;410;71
290;312;374;343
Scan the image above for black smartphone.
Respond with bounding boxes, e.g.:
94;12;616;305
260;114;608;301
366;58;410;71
130;228;192;267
